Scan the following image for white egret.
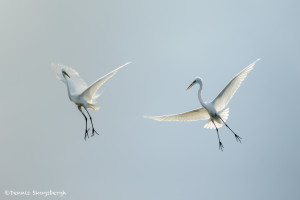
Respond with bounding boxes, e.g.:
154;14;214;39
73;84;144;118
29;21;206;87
51;62;131;140
146;59;260;151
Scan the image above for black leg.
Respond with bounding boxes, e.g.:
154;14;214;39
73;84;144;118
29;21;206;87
78;106;90;140
84;107;99;136
212;120;224;151
219;117;242;143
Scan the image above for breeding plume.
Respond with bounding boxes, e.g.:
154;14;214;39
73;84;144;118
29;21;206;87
51;62;130;140
146;59;260;151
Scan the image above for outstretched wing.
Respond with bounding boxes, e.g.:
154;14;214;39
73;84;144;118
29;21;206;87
212;59;260;112
81;62;131;103
145;107;210;122
50;62;88;95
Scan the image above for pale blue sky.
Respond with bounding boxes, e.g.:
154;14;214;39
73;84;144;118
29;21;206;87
0;0;300;199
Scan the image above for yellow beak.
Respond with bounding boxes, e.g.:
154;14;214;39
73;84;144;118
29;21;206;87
186;82;195;91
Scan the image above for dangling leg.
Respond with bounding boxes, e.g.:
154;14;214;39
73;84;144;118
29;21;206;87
212;120;224;151
219;117;242;143
84;107;99;136
78;106;90;140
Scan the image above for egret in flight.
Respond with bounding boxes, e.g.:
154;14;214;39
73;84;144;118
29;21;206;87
146;59;260;151
51;62;130;140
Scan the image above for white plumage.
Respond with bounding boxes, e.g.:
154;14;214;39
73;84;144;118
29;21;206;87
212;59;259;112
51;63;88;95
204;108;229;129
145;107;210;122
51;61;130;139
146;59;260;150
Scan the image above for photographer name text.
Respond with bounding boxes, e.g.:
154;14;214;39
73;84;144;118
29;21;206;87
4;190;66;198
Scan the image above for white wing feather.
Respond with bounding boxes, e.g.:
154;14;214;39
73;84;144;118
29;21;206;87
81;62;131;103
50;62;88;95
212;59;260;111
145;107;210;122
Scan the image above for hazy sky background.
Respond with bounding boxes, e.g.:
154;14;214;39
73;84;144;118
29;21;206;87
1;0;300;199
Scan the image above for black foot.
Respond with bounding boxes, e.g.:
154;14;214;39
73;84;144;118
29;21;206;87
84;128;90;140
91;129;99;137
234;134;242;143
219;142;224;151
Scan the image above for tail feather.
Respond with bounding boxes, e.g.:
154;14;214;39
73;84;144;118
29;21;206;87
87;104;100;110
204;119;222;129
204;108;230;129
220;107;229;122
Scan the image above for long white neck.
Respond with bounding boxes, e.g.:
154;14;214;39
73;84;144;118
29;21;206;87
197;83;205;106
64;77;72;100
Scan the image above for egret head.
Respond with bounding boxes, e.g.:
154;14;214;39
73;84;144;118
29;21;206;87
62;70;70;78
186;77;203;91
